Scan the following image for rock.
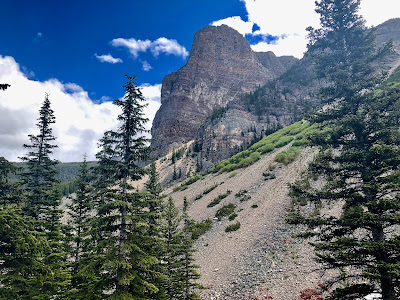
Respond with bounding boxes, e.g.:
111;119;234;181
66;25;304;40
151;24;297;157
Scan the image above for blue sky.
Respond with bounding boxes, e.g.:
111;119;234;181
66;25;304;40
0;0;247;99
1;0;399;162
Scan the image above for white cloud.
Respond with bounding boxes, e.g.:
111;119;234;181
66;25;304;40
111;37;188;59
111;38;152;58
95;53;123;64
212;16;254;36
212;0;400;58
141;60;152;71
360;0;400;27
151;37;189;58
0;55;161;162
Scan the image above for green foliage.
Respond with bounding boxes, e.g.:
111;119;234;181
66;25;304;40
274;147;300;165
188;218;213;240
225;221;241;233
228;213;238;221
207;190;232;208
228;171;237;178
210;121;310;174
215;203;236;220
289;1;399;298
183;174;203;186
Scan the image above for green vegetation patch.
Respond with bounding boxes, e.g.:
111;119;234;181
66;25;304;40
274;147;300;165
209;121;311;174
215;203;236;220
188;218;212;240
207;190;232;208
225;221;241;232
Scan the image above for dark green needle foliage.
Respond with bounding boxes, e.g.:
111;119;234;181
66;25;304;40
0;157;23;205
86;74;161;299
289;1;399;299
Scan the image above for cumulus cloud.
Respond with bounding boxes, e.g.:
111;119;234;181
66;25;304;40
213;0;400;58
0;55;161;162
95;53;123;64
111;37;188;59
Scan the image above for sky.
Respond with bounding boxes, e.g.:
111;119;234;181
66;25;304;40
1;0;399;162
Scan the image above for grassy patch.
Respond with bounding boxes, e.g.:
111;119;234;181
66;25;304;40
225;221;241;232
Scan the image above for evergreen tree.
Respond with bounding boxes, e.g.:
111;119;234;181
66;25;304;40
19;93;59;221
181;197;202;300
87;74;160;299
18;94;69;298
0;157;23;205
161;197;186;300
0;205;49;299
66;155;93;297
289;1;399;299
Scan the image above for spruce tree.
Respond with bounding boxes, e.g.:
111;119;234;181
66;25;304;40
87;74;160;299
289;1;399;299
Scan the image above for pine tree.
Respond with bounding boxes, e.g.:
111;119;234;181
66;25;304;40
87;74;160;299
289;1;399;299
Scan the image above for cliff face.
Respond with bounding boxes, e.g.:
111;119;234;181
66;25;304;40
151;25;297;156
152;19;400;163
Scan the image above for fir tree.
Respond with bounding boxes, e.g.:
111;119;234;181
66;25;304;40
289;1;399;299
87;74;160;299
19;93;59;221
0;157;23;205
18;94;70;298
161;197;186;300
181;197;202;300
66;155;93;297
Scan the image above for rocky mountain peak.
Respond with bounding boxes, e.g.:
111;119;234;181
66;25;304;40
151;25;298;157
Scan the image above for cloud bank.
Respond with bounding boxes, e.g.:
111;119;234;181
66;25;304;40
111;37;189;59
0;55;161;162
212;0;400;58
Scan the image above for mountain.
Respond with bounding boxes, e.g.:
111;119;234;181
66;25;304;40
151;25;297;158
151;19;400;164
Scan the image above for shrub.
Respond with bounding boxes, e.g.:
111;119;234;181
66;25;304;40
207;190;232;208
229;171;237;178
228;213;238;221
274;135;294;148
189;218;212;240
215;203;236;220
225;221;241;232
257;143;275;154
202;183;219;195
274;147;300;165
251;204;258;208
183;174;202;186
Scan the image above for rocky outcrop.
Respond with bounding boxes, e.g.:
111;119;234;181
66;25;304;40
151;25;297;156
